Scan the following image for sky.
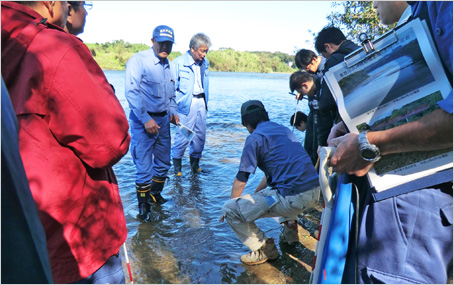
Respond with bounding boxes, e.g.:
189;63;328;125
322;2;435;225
81;1;339;55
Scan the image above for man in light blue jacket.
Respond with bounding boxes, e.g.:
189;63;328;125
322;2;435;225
171;33;212;175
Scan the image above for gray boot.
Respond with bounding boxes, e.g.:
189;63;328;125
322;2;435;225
173;158;182;176
190;156;202;173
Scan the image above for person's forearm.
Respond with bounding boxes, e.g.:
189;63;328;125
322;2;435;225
255;176;267;193
230;178;246;199
369;108;453;155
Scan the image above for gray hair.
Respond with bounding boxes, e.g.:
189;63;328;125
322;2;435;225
189;33;212;50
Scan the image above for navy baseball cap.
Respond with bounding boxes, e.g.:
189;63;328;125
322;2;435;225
241;100;266;117
153;25;175;43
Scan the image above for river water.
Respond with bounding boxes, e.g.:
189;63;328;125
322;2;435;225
105;70;322;284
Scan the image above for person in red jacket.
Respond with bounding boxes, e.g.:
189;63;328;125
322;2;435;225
1;1;130;283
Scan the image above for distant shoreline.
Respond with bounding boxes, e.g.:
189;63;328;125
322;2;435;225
87;40;297;73
102;69;293;75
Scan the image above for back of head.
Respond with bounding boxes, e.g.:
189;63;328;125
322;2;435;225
289;71;314;93
241;100;269;129
189;33;212;50
290;111;308;126
295;49;317;70
315;26;346;54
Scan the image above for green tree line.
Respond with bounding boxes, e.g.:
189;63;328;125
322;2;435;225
86;4;388;72
85;40;297;73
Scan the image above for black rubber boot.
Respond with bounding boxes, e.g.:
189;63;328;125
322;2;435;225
173;158;182;176
136;183;151;220
190;156;202;173
149;176;168;204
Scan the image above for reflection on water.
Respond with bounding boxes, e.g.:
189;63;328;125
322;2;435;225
106;71;320;283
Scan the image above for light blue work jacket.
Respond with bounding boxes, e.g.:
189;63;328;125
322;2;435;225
172;51;210;115
125;48;177;124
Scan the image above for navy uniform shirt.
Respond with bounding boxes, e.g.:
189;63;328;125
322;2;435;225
239;121;319;196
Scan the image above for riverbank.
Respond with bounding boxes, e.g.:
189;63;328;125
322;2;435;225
86;40;298;73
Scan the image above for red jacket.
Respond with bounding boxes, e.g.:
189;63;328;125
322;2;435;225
1;2;130;283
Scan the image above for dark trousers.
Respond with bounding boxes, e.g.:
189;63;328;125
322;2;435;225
343;183;453;284
73;253;125;284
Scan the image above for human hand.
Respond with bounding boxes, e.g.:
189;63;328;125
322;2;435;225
219;214;225;223
327;122;348;146
170;114;179;125
329;133;374;176
144;118;160;134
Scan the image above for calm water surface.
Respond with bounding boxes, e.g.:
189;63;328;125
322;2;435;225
105;70;320;284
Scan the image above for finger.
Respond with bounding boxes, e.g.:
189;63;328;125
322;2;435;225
328;156;336;168
328;137;337;147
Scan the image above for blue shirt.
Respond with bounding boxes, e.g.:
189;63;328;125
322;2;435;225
239;121;319;196
172;51;210;115
125;48;177;124
409;1;453;114
190;58;204;95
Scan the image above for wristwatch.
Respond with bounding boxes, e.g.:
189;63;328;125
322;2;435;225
358;131;381;162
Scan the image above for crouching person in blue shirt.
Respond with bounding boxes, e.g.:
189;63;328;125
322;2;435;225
220;100;320;265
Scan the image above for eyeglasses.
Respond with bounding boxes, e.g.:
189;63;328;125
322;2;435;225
83;1;93;10
197;48;209;54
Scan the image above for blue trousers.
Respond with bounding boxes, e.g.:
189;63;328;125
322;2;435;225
130;114;171;184
172;97;207;159
344;184;453;284
73;253;124;284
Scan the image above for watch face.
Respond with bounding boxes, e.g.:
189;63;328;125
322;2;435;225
361;148;377;160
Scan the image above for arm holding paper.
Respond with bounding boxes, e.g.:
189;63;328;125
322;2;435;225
328;104;453;176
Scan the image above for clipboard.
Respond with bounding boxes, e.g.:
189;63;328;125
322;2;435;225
323;18;453;200
344;29;399;68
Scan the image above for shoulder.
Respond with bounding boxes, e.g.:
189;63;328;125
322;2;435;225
245;132;262;148
324;55;343;71
174;52;190;64
34;31;107;80
128;49;156;67
32;29;91;63
131;49;152;60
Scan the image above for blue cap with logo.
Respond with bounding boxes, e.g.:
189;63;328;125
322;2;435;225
153;25;175;43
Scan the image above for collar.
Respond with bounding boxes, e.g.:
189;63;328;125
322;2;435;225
151;48;169;66
189;56;202;67
183;50;204;67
